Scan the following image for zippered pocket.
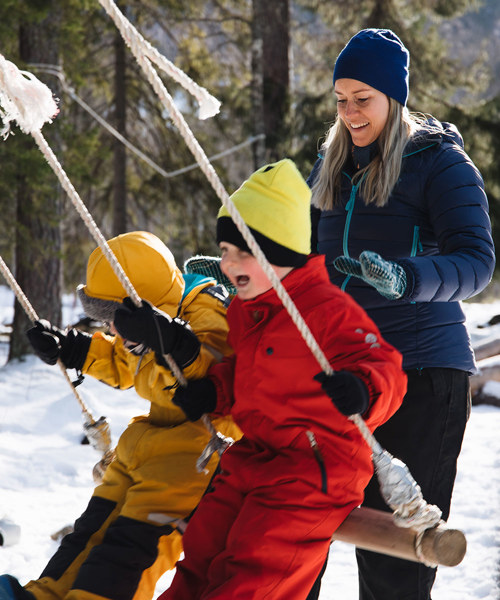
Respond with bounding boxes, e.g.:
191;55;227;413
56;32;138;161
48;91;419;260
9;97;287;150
306;430;327;494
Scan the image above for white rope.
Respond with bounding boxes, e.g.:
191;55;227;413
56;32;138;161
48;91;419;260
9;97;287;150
0;55;226;470
0;55;59;138
0;255;96;425
30;131;194;388
97;0;221;120
28;63;264;181
0;48;440;533
97;4;443;533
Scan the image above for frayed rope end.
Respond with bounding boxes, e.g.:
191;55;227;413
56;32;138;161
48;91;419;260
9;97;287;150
197;93;221;120
0;55;59;137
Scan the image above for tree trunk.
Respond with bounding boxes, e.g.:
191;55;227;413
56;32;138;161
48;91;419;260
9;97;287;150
251;0;290;166
9;16;63;361
112;27;127;236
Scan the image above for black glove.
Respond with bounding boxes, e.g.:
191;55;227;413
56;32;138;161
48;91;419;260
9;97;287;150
314;370;370;416
26;319;92;371
113;297;201;369
171;378;217;422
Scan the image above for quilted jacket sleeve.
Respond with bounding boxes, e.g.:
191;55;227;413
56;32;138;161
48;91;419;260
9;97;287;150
399;142;495;302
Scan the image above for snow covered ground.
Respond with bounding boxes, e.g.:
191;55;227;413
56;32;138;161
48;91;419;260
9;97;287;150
0;284;499;598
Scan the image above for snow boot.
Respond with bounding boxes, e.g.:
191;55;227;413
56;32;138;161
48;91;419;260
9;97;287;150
0;576;35;600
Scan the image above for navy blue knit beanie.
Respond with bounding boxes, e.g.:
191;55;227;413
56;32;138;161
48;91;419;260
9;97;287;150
333;29;409;106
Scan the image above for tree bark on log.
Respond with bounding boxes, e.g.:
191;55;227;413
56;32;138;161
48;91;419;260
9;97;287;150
473;338;500;362
471;363;500;395
471;339;500;400
332;507;466;567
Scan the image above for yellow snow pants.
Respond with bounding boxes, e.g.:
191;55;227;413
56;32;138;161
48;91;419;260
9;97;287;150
25;416;240;600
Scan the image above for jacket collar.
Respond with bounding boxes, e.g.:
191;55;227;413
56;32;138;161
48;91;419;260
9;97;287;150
230;254;328;318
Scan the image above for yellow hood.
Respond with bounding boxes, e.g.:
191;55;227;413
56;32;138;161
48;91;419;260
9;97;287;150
79;231;184;319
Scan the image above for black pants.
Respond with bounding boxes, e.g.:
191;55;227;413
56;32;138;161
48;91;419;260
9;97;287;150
357;368;470;600
306;368;470;600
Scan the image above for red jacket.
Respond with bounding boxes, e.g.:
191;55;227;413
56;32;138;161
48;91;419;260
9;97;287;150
210;254;407;491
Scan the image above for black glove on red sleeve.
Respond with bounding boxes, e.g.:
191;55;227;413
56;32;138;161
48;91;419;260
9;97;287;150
113;297;200;369
171;378;217;422
314;370;370;416
26;319;92;371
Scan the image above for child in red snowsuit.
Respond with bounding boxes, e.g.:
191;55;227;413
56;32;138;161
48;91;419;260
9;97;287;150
160;158;407;599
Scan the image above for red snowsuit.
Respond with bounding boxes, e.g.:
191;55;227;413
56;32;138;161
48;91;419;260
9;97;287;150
161;255;407;599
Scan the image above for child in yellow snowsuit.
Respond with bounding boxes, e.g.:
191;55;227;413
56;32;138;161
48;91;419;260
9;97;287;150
2;231;240;600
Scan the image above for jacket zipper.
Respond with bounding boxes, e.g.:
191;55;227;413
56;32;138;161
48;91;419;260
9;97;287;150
335;143;435;292
411;225;422;256
342;173;361;259
306;430;327;494
340;176;358;292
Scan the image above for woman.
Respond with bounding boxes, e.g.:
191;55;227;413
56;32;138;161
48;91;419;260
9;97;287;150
308;28;495;600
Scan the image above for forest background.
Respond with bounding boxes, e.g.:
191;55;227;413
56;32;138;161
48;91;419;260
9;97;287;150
1;0;499;359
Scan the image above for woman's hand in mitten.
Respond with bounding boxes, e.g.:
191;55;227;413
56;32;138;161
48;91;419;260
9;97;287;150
334;251;407;300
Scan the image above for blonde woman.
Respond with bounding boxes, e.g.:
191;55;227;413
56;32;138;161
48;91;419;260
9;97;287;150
308;28;495;600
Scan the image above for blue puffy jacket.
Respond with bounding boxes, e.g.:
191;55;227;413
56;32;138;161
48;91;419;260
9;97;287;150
309;120;495;373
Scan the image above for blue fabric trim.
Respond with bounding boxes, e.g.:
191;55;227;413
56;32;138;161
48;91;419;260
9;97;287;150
340;274;351;292
182;273;214;300
411;226;420;257
402;142;437;158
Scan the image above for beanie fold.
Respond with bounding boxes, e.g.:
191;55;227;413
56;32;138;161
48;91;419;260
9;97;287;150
333;28;409;106
216;159;311;268
216;217;308;268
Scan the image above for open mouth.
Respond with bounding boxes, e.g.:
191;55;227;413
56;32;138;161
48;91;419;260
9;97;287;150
350;122;368;130
236;275;250;287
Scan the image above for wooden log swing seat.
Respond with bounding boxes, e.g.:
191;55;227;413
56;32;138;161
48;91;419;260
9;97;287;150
334;507;466;567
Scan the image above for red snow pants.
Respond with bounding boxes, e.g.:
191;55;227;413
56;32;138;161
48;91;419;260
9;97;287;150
159;435;363;599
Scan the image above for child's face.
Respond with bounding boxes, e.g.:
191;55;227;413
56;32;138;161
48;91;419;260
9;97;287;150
219;241;292;301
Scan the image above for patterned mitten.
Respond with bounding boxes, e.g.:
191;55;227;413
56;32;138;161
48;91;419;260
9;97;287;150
334;250;407;300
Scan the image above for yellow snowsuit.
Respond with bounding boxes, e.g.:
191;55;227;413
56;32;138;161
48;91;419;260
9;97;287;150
25;232;241;600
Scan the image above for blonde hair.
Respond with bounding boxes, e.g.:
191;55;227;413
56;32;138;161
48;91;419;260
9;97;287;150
311;99;430;209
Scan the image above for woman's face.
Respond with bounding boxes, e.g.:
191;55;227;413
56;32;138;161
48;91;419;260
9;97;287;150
334;78;390;147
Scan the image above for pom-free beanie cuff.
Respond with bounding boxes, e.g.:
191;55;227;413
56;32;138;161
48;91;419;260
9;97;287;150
216;159;311;268
216;216;308;268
